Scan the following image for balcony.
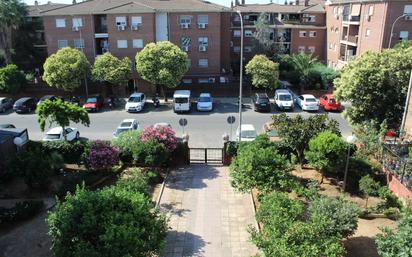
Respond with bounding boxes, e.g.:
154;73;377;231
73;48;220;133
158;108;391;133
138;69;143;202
340;35;358;46
342;15;360;25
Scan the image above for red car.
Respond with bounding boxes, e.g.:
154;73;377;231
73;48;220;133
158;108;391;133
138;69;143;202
319;94;342;111
83;94;104;112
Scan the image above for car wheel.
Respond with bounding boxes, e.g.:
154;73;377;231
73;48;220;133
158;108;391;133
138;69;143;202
28;108;32;113
76;132;80;140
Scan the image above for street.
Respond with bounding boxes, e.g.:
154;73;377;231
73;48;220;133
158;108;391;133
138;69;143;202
0;98;352;148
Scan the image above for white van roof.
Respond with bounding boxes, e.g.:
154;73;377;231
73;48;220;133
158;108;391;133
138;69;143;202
239;124;256;131
275;89;292;95
174;90;191;98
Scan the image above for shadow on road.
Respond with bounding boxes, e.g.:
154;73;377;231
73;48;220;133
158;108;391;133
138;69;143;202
165;165;220;191
163;231;207;257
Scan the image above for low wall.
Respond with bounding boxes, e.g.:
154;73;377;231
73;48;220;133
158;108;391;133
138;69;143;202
384;168;412;200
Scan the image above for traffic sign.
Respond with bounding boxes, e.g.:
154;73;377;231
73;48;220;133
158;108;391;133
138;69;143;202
227;116;236;124
179;118;188;127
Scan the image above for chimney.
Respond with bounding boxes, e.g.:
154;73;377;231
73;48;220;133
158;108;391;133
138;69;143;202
72;0;76;4
231;0;233;8
241;0;245;4
235;0;239;6
284;0;287;4
34;0;38;5
304;0;309;6
295;0;299;5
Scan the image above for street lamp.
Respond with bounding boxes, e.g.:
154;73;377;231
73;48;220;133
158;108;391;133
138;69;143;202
342;135;357;192
73;16;89;97
388;14;407;48
236;10;244;142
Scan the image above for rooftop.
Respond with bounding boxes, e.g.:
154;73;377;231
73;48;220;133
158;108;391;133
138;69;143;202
325;0;395;4
232;1;325;13
28;2;68;17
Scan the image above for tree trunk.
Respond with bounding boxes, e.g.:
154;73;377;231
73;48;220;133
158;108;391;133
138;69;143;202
62;126;67;141
320;173;324;184
297;150;305;167
365;197;369;208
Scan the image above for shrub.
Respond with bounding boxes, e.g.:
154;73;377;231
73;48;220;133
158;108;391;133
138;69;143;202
88;140;120;171
0;200;44;225
230;136;291;193
47;186;168;257
111;130;141;163
359;175;381;207
140;126;177;152
309;196;360;238
226;141;239;157
378;186;402;209
41;140;89;164
116;168;150;195
346;153;381;192
140;139;169;166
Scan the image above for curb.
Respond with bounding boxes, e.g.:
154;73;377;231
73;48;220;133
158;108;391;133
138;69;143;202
155;170;169;208
249;190;261;232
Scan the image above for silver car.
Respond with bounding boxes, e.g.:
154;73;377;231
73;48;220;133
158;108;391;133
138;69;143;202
0;97;13;113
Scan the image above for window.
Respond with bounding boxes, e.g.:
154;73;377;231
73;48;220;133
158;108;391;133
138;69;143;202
245;30;253;37
58;39;68;48
198;37;208;46
233;30;241;37
329;43;333;49
183;79;192;84
73;39;84;49
181;36;191;50
198;59;208;68
117;40;128;48
198;15;208;25
400;31;409;41
335;27;339;33
308;46;315;54
330;26;334;32
133;39;143;48
56;18;66;28
233;15;240;22
365;29;371;38
303;14;316;22
186;59;191;69
180;15;192;25
131;16;142;27
116;16;127;26
198;78;210;84
404;5;412;14
333;43;337;52
233;46;240;53
299;31;307;37
309;31;317;37
368;5;374;16
244;46;252;53
333;7;337;14
298;46;305;53
72;17;83;28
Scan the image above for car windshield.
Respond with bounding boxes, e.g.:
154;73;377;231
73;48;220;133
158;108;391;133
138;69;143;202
120;122;132;127
45;134;60;139
40;96;52;101
115;128;130;136
199;97;211;102
257;97;269;103
306;98;317;102
241;130;257;138
329;98;336;104
87;98;97;103
266;129;279;137
128;97;141;103
279;94;292;101
175;97;188;104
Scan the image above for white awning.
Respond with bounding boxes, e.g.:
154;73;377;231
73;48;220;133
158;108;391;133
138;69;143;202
351;4;361;16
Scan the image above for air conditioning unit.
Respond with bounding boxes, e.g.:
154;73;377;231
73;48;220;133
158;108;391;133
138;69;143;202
405;15;412;21
182;46;189;52
198;45;207;52
72;26;79;31
198;23;206;29
208;77;215;83
117;25;126;31
181;23;189;29
131;24;140;30
334;14;339;20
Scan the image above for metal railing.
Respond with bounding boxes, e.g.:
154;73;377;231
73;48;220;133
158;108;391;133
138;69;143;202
189;148;223;164
381;142;412;189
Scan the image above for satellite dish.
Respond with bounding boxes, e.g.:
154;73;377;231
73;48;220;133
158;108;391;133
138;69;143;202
13;137;24;146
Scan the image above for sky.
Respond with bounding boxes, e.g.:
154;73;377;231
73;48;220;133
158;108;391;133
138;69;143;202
23;0;285;8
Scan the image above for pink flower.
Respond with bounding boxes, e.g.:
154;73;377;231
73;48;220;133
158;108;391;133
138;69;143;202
140;126;177;152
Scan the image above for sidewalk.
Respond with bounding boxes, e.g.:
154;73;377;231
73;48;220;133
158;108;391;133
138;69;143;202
159;165;258;257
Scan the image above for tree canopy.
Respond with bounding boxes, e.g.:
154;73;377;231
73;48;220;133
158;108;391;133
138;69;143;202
245;54;279;89
92;52;132;86
334;43;412;129
252;13;274;55
0;64;26;94
281;53;319;88
135;41;188;88
43;47;90;91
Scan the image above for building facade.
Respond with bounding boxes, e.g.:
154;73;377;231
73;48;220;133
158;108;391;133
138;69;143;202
41;0;231;94
326;0;412;69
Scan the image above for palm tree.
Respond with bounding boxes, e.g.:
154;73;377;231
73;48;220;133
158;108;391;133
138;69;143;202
0;0;28;65
283;53;318;92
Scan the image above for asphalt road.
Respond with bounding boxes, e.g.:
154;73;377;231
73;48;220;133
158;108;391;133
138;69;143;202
0;98;352;148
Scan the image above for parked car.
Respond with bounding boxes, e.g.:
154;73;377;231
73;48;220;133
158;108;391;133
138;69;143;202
113;119;140;138
125;92;146;112
173;90;191;113
0;124;16;129
263;122;281;141
236;124;257;142
154;122;172;129
13;97;36;113
319;94;342;111
0;97;13;113
67;96;81;106
197;93;213;111
252;93;271;112
42;126;79;142
37;95;63;106
274;89;294;111
83;95;104;112
296;94;319;112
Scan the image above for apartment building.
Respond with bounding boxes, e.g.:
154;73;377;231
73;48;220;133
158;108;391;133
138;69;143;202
231;1;326;73
326;0;412;69
41;0;231;94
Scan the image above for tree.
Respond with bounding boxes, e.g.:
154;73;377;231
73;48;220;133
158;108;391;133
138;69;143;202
43;47;90;91
334;45;412;129
359;175;380;208
135;41;188;97
92;52;132;87
281;53;319;90
245;54;279;90
252;13;274;55
229;135;291;193
305;131;348;183
375;210;412;257
272;114;340;165
47;185;168;257
0;64;26;94
0;0;27;64
36;99;90;140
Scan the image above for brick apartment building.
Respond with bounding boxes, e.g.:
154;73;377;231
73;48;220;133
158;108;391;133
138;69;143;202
326;0;412;69
40;0;231;95
231;0;327;73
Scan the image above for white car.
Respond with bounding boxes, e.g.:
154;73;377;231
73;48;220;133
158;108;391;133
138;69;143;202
296;94;319;112
43;127;79;142
197;93;213;111
236;124;257;142
154;122;172;129
274;89;294;111
113;119;140;138
125;93;146;112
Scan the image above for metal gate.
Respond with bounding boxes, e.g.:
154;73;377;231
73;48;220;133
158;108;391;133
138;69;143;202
189;148;223;164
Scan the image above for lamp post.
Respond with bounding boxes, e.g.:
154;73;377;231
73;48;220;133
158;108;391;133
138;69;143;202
74;16;89;97
236;10;244;142
343;135;356;192
388;14;407;48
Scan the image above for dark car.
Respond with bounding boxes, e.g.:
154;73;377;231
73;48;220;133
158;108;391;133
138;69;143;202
0;97;13;113
13;97;36;113
252;93;271;112
37;95;63;106
82;95;104;112
0;124;16;129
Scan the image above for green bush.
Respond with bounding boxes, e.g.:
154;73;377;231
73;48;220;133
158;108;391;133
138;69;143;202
378;186;402;209
47;185;168;257
359;175;381;207
116;168;150;195
138;139;170;166
111;130;141;163
0;200;44;225
226;141;239;157
41;140;89;164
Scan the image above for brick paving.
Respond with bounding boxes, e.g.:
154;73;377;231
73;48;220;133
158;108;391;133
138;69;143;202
159;165;258;257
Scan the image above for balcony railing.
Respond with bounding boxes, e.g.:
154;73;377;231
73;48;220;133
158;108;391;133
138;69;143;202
342;15;360;22
341;35;358;44
95;25;108;33
382;142;412;189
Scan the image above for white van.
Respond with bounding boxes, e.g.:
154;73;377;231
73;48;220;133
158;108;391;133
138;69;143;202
274;89;294;111
236;124;257;142
173;90;191;113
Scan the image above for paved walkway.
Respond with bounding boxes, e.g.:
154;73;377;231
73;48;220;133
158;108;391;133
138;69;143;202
159;165;258;257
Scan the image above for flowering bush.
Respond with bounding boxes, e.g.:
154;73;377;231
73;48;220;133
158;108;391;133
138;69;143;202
88;140;120;171
140;126;177;152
